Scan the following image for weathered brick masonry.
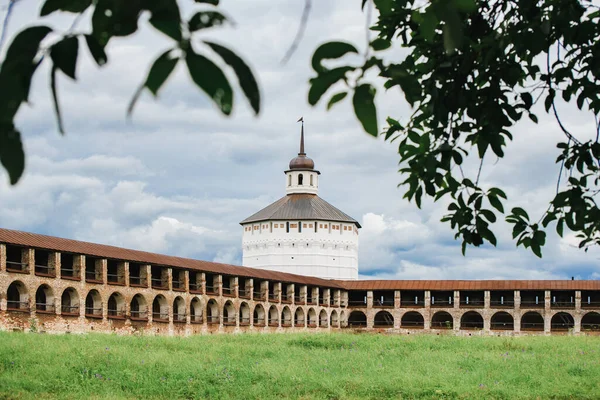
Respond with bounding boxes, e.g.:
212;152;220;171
1;228;599;336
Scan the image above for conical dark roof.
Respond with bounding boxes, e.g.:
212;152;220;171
240;194;361;227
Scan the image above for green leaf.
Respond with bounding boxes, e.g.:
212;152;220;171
188;11;227;31
50;36;79;80
441;7;463;54
311;41;358;73
488;195;504;213
511;207;530;221
127;50;178;116
195;0;219;4
453;0;477;12
0;124;25;185
40;0;91;16
327;92;348;110
0;26;52;123
186;50;233;116
417;9;439;42
556;218;564;237
308;67;353;106
520;92;533;109
91;0;142;46
352;84;378;137
370;38;391;51
50;66;65;134
528;113;538;123
204;41;260;115
149;16;182;41
84;34;107;66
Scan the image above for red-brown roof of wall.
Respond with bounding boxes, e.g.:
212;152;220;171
342;280;600;290
1;228;598;291
0;228;343;288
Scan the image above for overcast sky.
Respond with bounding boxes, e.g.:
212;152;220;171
1;0;599;280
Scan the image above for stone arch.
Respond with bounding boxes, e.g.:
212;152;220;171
319;309;328;327
239;302;251;325
190;297;203;323
521;311;544;331
206;299;219;325
330;310;339;327
348;310;367;328
374;310;394;327
35;284;54;312
130;294;148;320
401;311;424;328
61;287;80;315
85;289;102;317
340;310;347;327
460;311;483;330
173;296;186;322
108;292;125;317
298;173;303;185
253;304;266;326
551;312;574;331
223;300;235;325
491;311;514;330
581;312;600;331
307;308;317;327
281;306;292;326
268;305;278;327
431;311;453;329
294;307;305;327
7;280;28;311
152;294;168;321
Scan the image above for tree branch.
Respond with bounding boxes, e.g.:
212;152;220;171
281;0;312;65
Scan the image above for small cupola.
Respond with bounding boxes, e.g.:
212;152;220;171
285;118;320;195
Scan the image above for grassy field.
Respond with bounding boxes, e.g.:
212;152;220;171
0;332;599;399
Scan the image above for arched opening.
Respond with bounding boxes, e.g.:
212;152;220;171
491;311;514;330
253;304;265;326
298;174;303;185
281;306;292;327
173;296;186;322
61;287;79;316
374;311;394;327
108;292;125;318
206;299;219;325
223;301;235;326
130;294;147;320
294;308;305;327
35;284;54;313
307;308;317;327
330;310;339;327
152;295;168;322
347;311;367;328
581;312;600;331
521;311;544;331
268;305;278;327
85;290;102;318
190;297;203;323
309;174;313;186
401;311;424;328
431;311;453;329
319;309;328;327
239;302;250;325
288;174;292;186
551;312;574;331
7;281;28;311
460;311;483;330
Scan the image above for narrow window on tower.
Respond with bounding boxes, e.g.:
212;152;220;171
314;222;317;233
298;174;303;185
288;175;292;186
299;222;302;233
310;175;313;186
286;222;290;233
270;222;273;233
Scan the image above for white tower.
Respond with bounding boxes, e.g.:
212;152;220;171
240;120;360;280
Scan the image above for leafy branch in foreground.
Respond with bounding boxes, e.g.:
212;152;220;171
308;0;600;257
0;0;261;185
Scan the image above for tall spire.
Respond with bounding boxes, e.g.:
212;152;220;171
298;116;305;155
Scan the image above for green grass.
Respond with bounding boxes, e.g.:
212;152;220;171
0;332;599;399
